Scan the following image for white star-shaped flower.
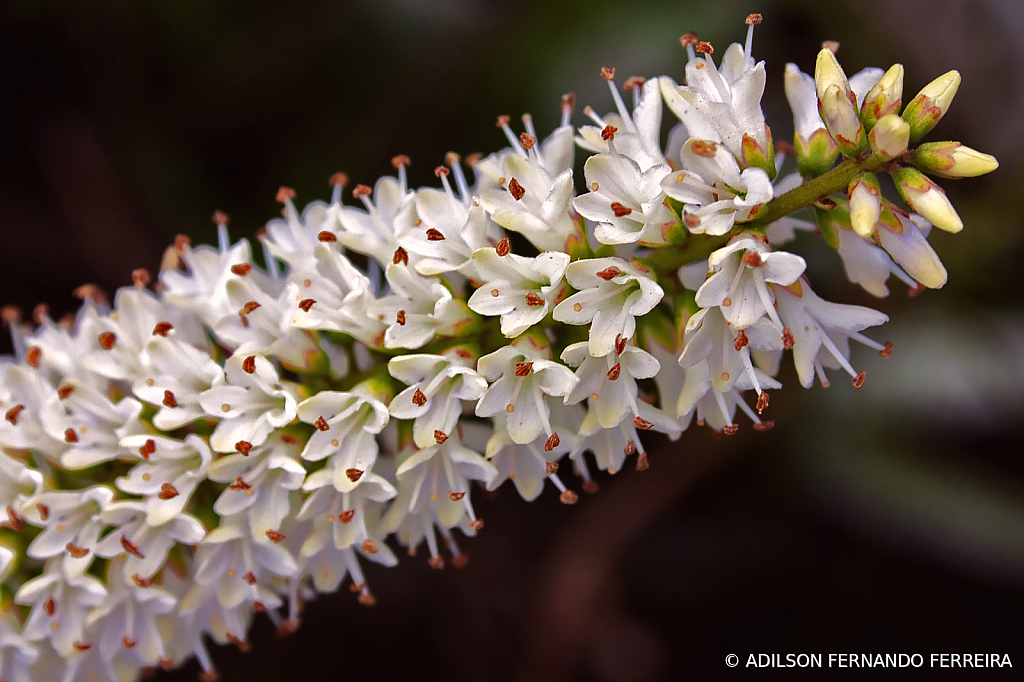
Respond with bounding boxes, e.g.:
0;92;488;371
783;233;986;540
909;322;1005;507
475;337;578;445
467;248;569;338
388;348;487;449
696;232;806;330
552;257;664;357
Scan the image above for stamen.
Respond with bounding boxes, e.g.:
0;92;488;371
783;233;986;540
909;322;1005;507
318;230;337;242
508;178;526;201
314;416;330;432
722;424;739;436
734;329;749;351
544;433;560;451
235;441;253;456
393;247;409;265
266;530;286;543
426;228;445;241
744;14;762;58
633;416;654;430
158;483;179;500
680;32;698;62
98;332;117;350
756;392;769;414
852;371;866;389
610;202;632;217
242;356;257;374
162;390;177;408
352;184;373;199
4;405;24;425
696;41;714;56
496;237;510;256
433;430;449;444
636;452;649;471
66;543;89;559
298;298;316;312
346;468;364;482
132;269;151;288
607;363;621;381
412;388;427;406
560;490;579;504
330;172;349;205
692;140;718;157
139;439;155;459
822;40;840;54
814;359;830;387
514;361;533;376
525;292;544;307
26;346;41;367
879;341;893;358
396;310;406;326
561;93;576;126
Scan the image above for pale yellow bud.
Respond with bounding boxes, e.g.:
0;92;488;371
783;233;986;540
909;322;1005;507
868;114;910;160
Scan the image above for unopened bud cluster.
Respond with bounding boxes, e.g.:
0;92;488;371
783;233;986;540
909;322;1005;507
0;15;995;681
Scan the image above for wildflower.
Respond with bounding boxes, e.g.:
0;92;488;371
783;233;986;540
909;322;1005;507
552;258;663;357
467;248;570;337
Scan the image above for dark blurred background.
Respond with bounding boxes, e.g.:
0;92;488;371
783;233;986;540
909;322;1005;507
3;0;1024;680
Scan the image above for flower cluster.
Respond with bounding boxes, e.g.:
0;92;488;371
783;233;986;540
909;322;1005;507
0;15;996;681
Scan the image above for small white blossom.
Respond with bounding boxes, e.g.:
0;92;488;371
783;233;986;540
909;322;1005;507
661;139;773;236
475;337;578;444
477;117;580;253
370;263;475;349
561;340;661;429
775;279;889;388
467;248;569;338
553;258;664;357
337;171;418;267
116;434;212;526
41;382;144;469
94;501;205;581
16;559;107;657
208;434;306;542
132;336;226;431
297;384;389;492
198;354;298;453
695;232;806;330
484;412;578;502
23;486;113;579
388;348;487;449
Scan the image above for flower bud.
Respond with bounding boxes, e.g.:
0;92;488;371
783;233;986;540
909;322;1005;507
868;114;910;160
848;173;882;238
902;70;960;142
860;63;903;130
891;166;962;233
815;48;867;157
913;141;999;179
741;127;777;181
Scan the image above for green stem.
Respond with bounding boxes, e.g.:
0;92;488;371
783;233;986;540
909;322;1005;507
745;153;883;229
643;153;893;276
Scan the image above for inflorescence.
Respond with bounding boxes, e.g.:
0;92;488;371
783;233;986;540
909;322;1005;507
0;15;997;682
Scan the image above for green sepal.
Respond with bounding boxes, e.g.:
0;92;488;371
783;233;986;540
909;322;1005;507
795;129;840;178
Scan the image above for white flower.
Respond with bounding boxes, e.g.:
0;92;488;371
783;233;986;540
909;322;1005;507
263;195;341;272
387;430;496;530
573;145;677;246
94;501;205;581
23;486;113;579
16;559;107;657
288;244;386;348
0;450;43;528
676;359;780;433
552;258;664;357
661;139;773;236
477;116;580;253
116;434;212;526
577;73;665;173
216;274;320;371
484;412;578;502
370;263;475;349
296;384;390;492
160;237;259;328
403;174;497;277
678;306;784;395
131;336;226;431
208;434;306;542
475;338;578;445
466;248;569;338
198;354;298;453
192;514;298;611
388;349;487;449
0;363;69;460
660;32;769;164
337;170;418;267
0;610;38;682
576;399;680;475
41;382;144;469
82;287;207;383
695;232;805;330
298;472;397;562
561;340;661;429
775;279;889;388
82;557;177;671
